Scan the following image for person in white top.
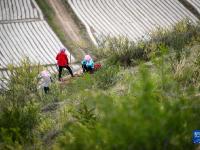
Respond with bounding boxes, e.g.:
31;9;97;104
38;69;52;94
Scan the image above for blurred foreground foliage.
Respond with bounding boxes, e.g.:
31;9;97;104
0;20;200;149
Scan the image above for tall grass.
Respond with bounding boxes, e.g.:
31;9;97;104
94;65;119;89
52;21;200;150
54;63;200;150
0;59;41;148
96;20;200;66
96;37;148;66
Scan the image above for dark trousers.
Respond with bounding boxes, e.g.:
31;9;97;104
44;87;50;94
58;65;73;80
82;64;93;73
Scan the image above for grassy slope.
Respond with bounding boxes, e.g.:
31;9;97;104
1;2;200;149
50;21;200;149
38;20;200;149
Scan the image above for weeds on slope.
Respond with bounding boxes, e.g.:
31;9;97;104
53;21;200;150
54;64;200;150
96;20;200;66
0;59;69;149
0;59;41;148
54;44;200;149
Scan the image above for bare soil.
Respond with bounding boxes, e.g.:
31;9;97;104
48;0;83;43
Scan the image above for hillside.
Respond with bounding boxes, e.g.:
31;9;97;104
0;0;77;89
68;0;200;45
0;0;200;150
0;19;200;149
35;0;94;60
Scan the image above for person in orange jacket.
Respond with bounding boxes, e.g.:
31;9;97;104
56;48;73;81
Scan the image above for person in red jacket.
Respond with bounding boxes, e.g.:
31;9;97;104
56;48;73;81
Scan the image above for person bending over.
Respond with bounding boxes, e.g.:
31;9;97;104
56;48;73;81
81;55;94;73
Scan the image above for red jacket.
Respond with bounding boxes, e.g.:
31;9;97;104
56;51;68;66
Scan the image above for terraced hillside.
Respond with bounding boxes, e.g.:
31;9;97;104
187;0;200;14
68;0;199;45
0;0;76;89
0;0;43;21
1;0;200;89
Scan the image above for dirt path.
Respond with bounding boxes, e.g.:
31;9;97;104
48;0;82;43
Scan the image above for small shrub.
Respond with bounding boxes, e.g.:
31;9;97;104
73;102;97;126
94;65;119;89
0;102;40;143
96;37;148;66
148;20;200;60
173;46;200;89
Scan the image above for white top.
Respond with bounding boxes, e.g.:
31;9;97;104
38;70;51;88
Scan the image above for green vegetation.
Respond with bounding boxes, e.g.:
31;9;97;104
0;21;200;149
96;20;200;66
0;60;41;149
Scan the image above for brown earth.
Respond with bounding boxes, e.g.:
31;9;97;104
48;0;82;43
47;0;91;61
